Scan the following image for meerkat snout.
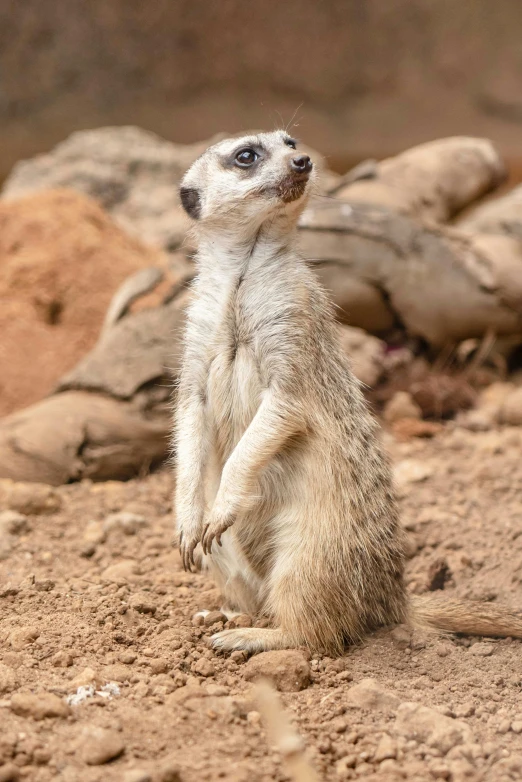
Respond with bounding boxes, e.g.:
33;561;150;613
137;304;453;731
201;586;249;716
289;154;312;175
179;130;315;227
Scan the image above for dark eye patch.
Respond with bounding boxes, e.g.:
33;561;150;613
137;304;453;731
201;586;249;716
179;186;201;219
284;137;297;149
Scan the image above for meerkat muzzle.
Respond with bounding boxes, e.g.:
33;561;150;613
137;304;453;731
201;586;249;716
274;155;313;203
290;154;313;175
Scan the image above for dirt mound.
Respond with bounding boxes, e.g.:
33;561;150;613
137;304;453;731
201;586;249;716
0;189;165;417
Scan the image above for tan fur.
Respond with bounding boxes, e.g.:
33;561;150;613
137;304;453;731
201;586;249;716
173;131;522;655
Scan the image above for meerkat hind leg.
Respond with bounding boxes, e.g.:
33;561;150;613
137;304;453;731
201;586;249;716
211;627;293;654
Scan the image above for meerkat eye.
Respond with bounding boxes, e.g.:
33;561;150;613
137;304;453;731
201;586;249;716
234;148;259;168
284;138;297;150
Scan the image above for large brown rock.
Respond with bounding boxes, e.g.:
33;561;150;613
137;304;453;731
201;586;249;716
333;137;505;223
300;197;522;345
0;189;168;417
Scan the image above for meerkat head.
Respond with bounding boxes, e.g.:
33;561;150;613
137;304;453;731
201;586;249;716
179;131;315;232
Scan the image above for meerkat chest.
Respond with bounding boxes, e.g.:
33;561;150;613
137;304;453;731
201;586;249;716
201;287;264;457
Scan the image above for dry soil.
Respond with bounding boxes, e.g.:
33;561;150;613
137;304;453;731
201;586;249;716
0;423;521;782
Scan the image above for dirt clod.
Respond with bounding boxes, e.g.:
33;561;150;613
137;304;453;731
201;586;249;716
10;692;70;720
345;678;400;711
395;702;472;754
0;665;18;695
384;391;422;423
468;642;495;657
79;726;125;765
242;650;311;692
0;481;61;516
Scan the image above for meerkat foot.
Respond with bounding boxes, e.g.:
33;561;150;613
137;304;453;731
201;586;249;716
219;606;243;620
210;627;292;654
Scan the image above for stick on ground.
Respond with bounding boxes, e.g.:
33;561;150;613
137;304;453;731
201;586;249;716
253;678;320;782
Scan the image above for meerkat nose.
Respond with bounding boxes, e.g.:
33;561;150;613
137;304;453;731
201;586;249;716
290;155;312;174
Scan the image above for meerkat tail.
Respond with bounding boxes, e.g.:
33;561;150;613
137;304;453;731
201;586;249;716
410;594;522;638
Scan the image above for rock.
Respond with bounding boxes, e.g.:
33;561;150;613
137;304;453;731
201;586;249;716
335;755;357;776
9;627;39;650
184;694;240;718
70;667;102;689
0;481;61;515
0;537;13;561
129;592;157;614
149;658;170;675
394;459;434;493
345;678;400;711
500;387;522;425
242;650;311;692
390;626;412;650
10;692;70;720
0;764;19;782
454;703;475;719
167;680;204;705
2;126;211;251
394;459;434;485
103;664;132;683
0;664;18;695
156;758;183;782
394;701;472;754
202;611;227;627
231;614;253;628
374;733;397;761
338;325;386;388
0;511;28;535
82;521;106;546
205;684;230;697
79;726;125;765
468;642;494;657
51;651;73;668
103;511;147;535
123;771;152;782
446;758;477;781
391;418;443;440
191;658;216;678
384;392;422;424
101;560;139;584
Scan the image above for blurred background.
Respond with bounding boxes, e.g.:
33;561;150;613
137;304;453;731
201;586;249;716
2;0;522;180
2;0;522;485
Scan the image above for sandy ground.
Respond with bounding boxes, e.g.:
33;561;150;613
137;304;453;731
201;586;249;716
1;423;522;782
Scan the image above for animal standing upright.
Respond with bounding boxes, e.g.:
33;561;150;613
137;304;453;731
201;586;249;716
174;130;522;654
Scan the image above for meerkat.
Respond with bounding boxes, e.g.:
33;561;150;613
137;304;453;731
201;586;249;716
174;130;522;655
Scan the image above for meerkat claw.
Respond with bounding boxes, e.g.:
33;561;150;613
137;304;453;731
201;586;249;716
201;519;231;555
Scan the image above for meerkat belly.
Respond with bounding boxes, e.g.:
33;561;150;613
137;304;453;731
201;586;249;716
207;343;263;462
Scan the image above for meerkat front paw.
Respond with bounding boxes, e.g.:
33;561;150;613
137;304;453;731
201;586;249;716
201;506;235;554
179;528;203;572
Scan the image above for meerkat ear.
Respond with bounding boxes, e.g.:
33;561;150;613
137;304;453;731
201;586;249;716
179;186;202;219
